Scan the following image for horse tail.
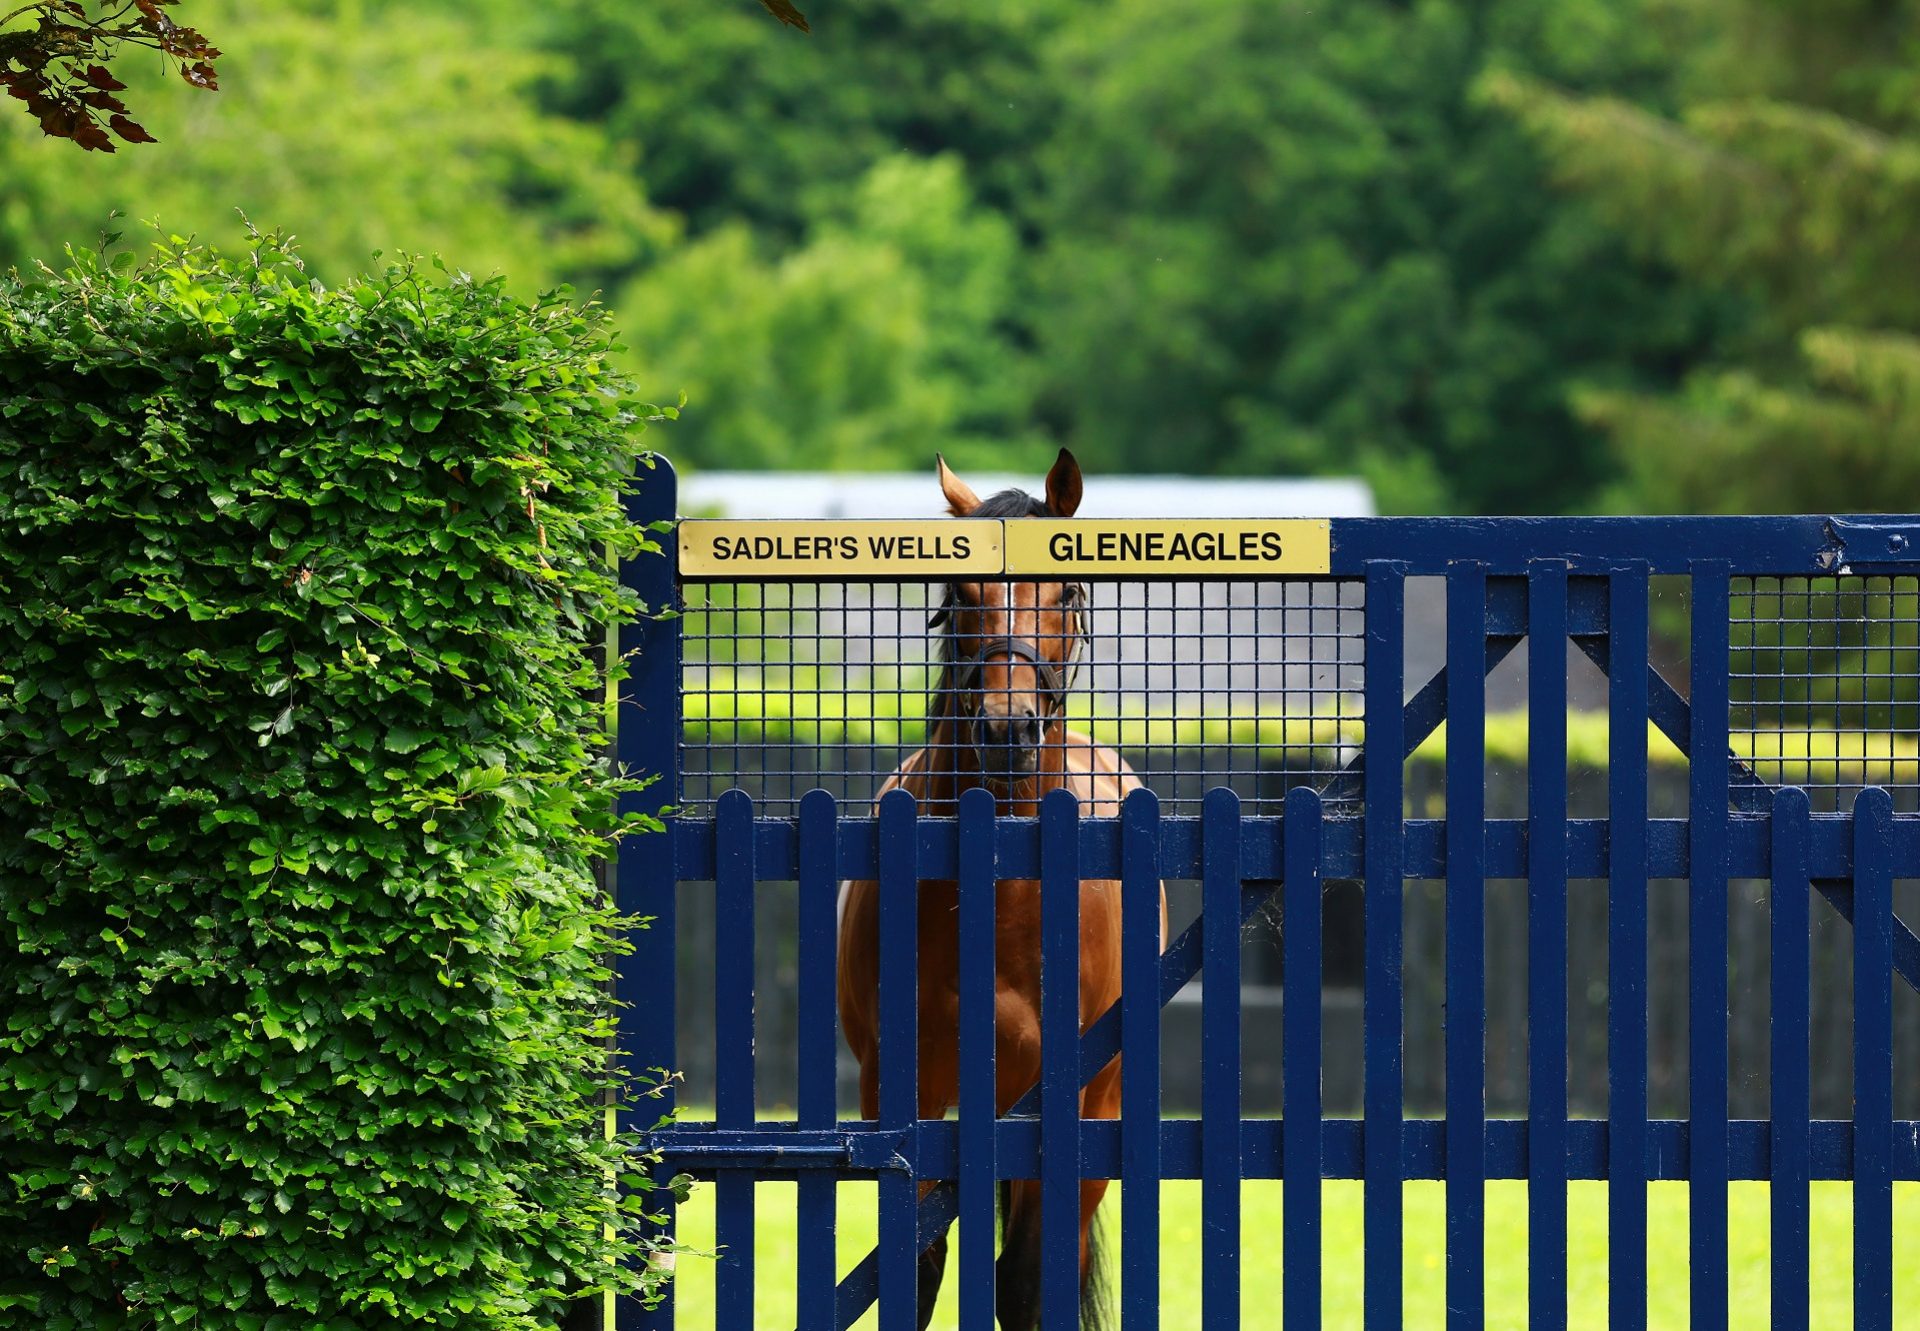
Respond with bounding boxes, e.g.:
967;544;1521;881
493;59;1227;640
1080;1207;1111;1331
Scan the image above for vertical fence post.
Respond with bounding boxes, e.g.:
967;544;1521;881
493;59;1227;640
1201;787;1243;1331
618;457;681;1331
1041;787;1085;1331
1120;787;1163;1331
957;787;999;1331
1284;786;1324;1330
1528;562;1569;1331
1607;563;1649;1331
1445;563;1487;1331
1769;786;1810;1331
1852;787;1894;1331
1362;562;1406;1331
1688;561;1730;1331
796;790;842;1331
877;788;921;1331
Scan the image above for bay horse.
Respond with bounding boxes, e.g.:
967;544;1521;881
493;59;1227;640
837;450;1166;1330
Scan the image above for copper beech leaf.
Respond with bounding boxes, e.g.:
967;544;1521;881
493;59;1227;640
758;0;810;31
109;114;155;144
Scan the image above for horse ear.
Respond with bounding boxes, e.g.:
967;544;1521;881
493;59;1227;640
937;453;980;517
1044;448;1083;518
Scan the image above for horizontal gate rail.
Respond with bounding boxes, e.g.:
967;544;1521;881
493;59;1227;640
669;812;1920;882
646;1116;1920;1181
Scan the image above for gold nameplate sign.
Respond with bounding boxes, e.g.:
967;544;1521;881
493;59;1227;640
1004;519;1331;575
679;518;1333;576
678;520;1004;577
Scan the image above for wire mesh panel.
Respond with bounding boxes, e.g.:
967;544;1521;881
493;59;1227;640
1730;575;1920;812
679;577;1365;817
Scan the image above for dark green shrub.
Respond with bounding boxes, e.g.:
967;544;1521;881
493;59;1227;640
0;233;670;1328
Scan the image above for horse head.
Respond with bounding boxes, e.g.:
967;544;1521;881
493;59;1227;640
930;449;1089;784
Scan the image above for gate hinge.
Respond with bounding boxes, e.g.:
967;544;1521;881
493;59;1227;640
1819;517;1920;572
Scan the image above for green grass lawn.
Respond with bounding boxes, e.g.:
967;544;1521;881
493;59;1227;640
664;1179;1919;1328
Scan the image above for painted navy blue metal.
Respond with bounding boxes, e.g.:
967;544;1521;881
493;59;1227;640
617;458;681;1331
625;511;1920;1331
1769;787;1811;1331
1688;564;1730;1331
673;810;1920;897
713;791;756;1329
796;791;840;1331
1528;563;1569;1331
1445;564;1486;1331
1324;514;1846;575
658;1115;1920;1181
1852;788;1893;1331
1283;787;1323;1330
1041;789;1084;1331
1202;787;1242;1331
1361;562;1405;1331
1120;788;1162;1331
876;789;919;1331
1606;564;1650;1331
956;787;998;1331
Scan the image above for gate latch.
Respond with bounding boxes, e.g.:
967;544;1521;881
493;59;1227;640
1818;518;1920;571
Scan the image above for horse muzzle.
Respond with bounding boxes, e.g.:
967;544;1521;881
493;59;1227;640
974;711;1043;779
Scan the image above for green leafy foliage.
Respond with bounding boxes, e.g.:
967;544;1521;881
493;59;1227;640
1029;0;1705;513
0;1;672;294
1489;0;1920;513
0;232;674;1328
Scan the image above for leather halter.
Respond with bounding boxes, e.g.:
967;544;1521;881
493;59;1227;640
933;586;1088;718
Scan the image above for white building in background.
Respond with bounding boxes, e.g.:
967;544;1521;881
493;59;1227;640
677;470;1376;520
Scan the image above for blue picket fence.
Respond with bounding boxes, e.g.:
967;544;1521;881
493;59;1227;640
614;470;1919;1331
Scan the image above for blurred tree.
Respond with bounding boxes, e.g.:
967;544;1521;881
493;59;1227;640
1489;0;1920;512
533;0;1071;240
0;0;668;290
1030;0;1709;513
0;0;218;150
623;153;1043;471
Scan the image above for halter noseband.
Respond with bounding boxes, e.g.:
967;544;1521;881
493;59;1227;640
932;585;1088;718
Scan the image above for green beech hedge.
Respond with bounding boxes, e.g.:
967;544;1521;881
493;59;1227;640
0;235;670;1328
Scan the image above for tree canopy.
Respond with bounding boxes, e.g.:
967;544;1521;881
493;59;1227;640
5;0;1910;515
1491;0;1920;513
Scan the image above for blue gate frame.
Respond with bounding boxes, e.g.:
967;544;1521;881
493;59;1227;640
615;462;1919;1331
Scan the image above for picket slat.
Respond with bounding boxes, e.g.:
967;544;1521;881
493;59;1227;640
1041;789;1085;1331
1528;562;1570;1331
1362;562;1407;1331
714;790;757;1328
1121;789;1163;1331
876;789;920;1331
1853;788;1894;1331
1769;787;1811;1331
956;787;999;1330
1608;564;1650;1331
1445;564;1487;1331
1284;787;1324;1330
796;791;841;1331
1202;787;1243;1331
1688;563;1731;1331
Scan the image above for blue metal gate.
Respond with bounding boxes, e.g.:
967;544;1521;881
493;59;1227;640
614;464;1918;1330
